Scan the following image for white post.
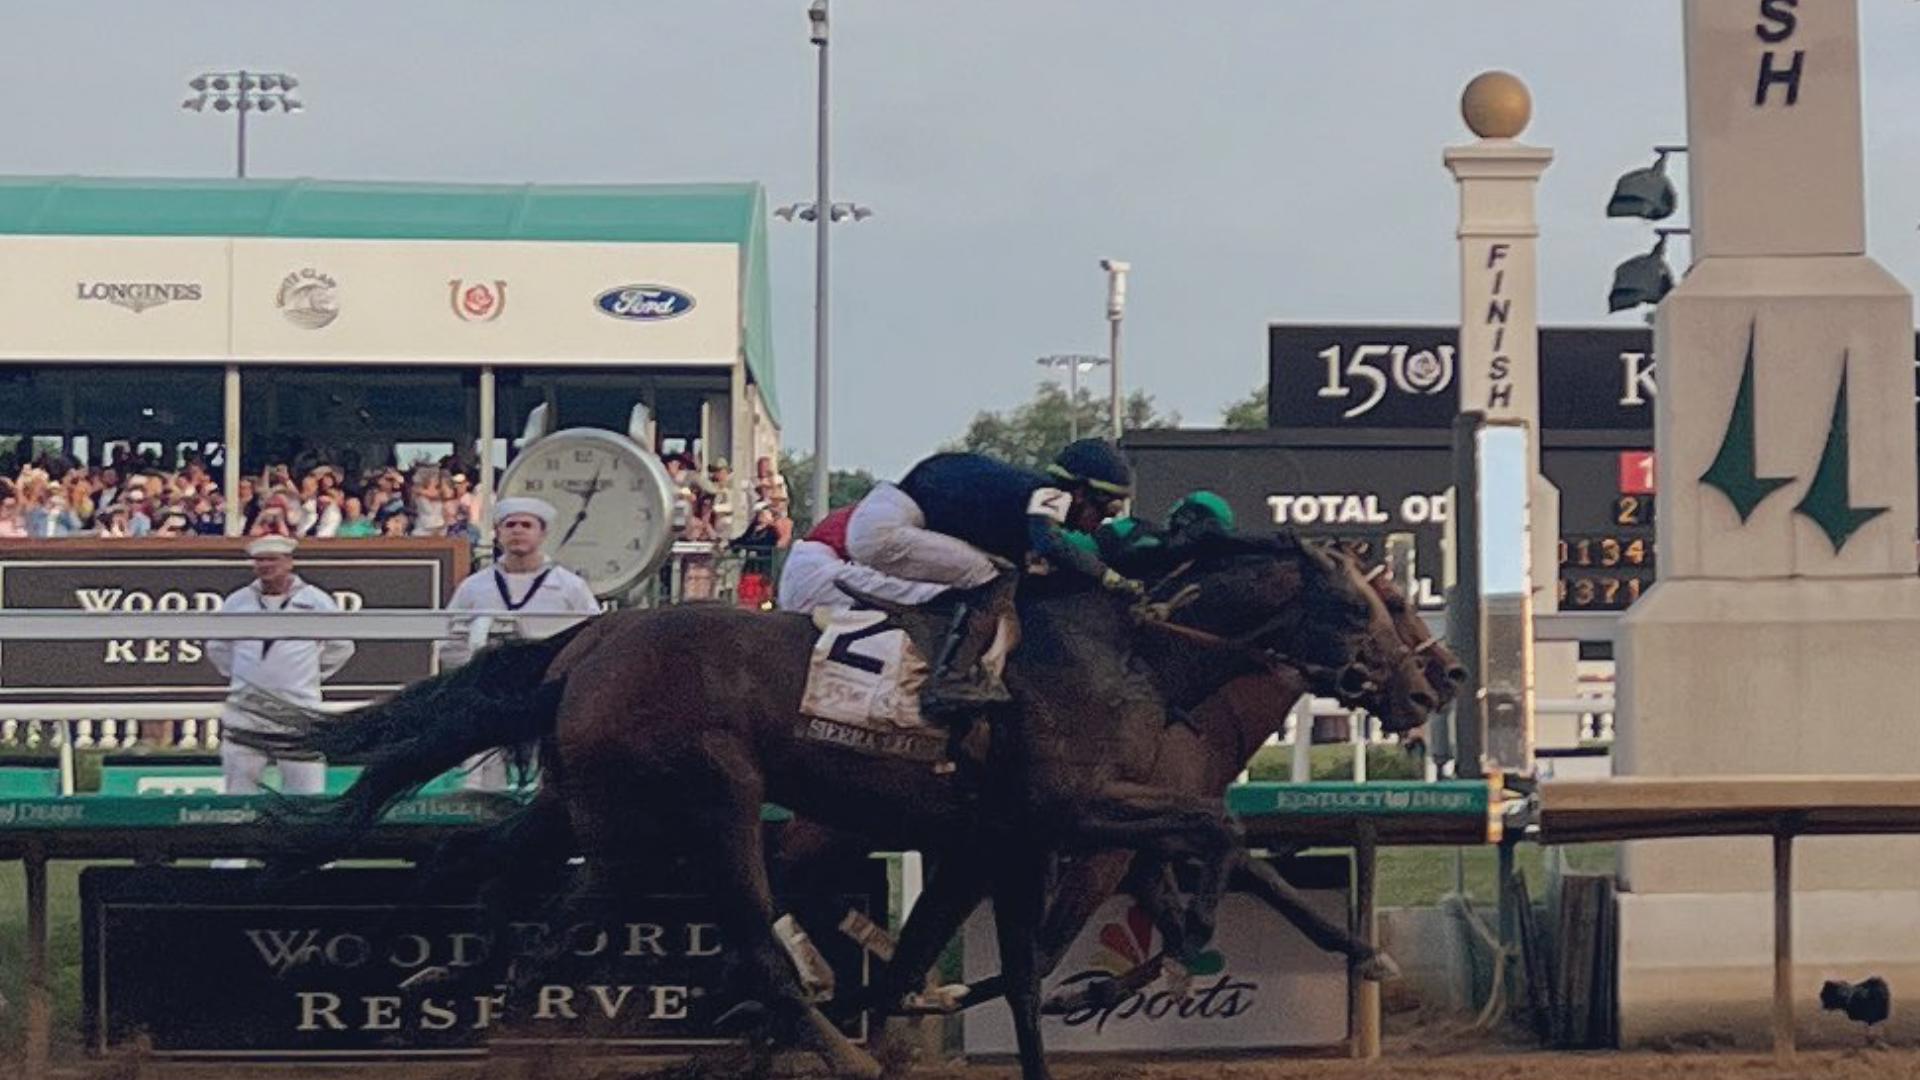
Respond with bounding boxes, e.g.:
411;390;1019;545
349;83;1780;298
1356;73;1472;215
478;364;496;556
1444;72;1563;773
1289;697;1314;783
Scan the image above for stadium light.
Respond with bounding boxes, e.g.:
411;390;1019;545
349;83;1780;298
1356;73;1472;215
1036;353;1111;442
1606;144;1686;222
1608;228;1688;313
181;69;303;178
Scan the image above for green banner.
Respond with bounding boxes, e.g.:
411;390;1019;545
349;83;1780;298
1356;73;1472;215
1226;780;1493;818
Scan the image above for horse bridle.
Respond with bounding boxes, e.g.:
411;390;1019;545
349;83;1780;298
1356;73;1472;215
1362;563;1443;660
1138;557;1378;704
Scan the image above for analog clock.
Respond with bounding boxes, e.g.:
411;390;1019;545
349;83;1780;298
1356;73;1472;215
497;427;675;599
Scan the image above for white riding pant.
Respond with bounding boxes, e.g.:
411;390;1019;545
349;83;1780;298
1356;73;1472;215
778;539;948;613
221;740;326;795
845;483;998;591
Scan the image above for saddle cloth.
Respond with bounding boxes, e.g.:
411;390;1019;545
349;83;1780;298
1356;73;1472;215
798;609;945;763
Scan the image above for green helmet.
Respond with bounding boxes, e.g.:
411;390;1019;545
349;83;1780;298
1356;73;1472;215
1168;491;1234;536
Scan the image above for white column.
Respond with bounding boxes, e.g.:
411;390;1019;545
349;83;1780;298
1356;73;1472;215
478;364;496;556
1616;0;1920;1047
1444;73;1577;762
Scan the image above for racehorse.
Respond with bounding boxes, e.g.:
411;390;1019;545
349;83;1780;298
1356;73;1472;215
234;533;1435;1080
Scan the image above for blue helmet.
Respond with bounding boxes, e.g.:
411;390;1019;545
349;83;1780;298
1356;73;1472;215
1048;438;1134;497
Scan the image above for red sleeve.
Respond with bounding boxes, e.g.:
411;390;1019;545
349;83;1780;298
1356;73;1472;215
806;504;857;559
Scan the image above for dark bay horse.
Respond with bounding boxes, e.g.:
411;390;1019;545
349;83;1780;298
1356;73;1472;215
234;535;1428;1080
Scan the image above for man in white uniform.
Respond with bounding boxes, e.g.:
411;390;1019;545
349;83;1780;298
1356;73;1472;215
206;536;356;795
442;496;600;791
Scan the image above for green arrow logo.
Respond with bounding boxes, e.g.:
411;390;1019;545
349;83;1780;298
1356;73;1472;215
1699;321;1792;522
1794;356;1887;552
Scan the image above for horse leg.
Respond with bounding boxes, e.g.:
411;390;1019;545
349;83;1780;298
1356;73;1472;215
695;747;882;1080
991;843;1055;1080
1234;849;1399;980
956;848;1136;1013
838;845;989;1021
1066;783;1240;951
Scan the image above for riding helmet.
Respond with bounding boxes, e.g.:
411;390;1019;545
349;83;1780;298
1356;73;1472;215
1168;491;1235;536
1048;438;1134;497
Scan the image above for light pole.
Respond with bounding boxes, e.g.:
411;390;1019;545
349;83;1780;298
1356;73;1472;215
1101;259;1129;438
182;70;303;178
808;0;832;524
1036;353;1110;442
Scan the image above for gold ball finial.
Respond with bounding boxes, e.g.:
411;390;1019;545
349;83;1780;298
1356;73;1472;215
1461;70;1531;139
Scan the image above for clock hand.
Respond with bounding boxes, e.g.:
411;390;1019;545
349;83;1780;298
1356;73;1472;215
557;465;604;548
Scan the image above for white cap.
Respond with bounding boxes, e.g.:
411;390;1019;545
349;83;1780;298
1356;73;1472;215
246;535;297;558
495;496;557;527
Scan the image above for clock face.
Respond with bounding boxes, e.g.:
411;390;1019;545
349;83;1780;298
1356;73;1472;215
498;429;675;598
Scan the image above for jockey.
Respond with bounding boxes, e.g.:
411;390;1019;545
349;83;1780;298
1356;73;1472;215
1089;489;1237;562
846;438;1143;714
777;501;946;613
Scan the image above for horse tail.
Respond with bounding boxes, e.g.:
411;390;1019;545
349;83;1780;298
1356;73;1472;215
244;622;588;870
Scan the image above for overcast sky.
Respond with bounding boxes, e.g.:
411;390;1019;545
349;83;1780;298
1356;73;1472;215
6;1;1920;477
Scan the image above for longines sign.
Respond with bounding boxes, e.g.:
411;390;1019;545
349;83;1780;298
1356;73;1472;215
0;539;465;703
81;864;885;1056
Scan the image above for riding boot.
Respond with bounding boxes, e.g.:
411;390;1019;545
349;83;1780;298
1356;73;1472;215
919;600;1012;719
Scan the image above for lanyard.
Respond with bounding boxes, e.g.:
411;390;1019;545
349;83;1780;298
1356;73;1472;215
493;566;555;612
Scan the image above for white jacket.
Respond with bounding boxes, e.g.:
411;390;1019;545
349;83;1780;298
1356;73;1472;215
439;560;599;668
205;577;356;731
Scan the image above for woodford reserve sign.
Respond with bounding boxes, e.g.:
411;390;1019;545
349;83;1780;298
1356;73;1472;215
0;539;466;704
82;863;886;1056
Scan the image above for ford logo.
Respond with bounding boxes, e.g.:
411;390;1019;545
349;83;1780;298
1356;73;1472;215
595;285;696;321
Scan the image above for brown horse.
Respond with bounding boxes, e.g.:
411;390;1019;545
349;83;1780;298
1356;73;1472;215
235;534;1432;1080
828;546;1462;1020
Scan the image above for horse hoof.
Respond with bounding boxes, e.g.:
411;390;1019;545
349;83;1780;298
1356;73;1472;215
1358;951;1402;982
897;984;970;1015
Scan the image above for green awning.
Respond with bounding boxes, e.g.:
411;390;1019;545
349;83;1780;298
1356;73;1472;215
0;176;777;420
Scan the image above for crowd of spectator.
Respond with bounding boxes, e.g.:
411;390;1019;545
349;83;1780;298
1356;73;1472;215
0;445;798;561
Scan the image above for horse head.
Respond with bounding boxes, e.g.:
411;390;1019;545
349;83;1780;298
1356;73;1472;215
1334;541;1469;710
1129;531;1439;733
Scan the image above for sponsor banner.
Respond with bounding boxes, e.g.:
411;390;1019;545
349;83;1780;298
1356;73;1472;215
0;539;463;703
229;239;739;365
962;855;1350;1054
81;864;885;1056
0;236;231;359
0;794;497;830
0;236;740;366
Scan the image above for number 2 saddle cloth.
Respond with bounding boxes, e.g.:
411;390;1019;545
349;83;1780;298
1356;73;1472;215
797;607;1013;766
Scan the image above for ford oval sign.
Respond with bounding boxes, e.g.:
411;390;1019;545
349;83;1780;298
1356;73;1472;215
595;285;696;322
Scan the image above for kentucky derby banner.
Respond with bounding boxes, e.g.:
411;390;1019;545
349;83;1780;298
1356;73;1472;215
81;863;885;1056
961;855;1350;1055
0;538;464;703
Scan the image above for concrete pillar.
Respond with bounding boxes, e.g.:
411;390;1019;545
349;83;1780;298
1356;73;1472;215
1615;0;1920;1047
1444;73;1579;765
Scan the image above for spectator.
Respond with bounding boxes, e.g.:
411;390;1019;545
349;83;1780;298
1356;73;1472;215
664;454;696;535
769;498;795;549
308;491;343;539
0;494;26;538
411;467;448;536
378;508;414;537
731;503;782;552
708;459;736;539
336;496;377;538
754;455;788;505
448;472;480;524
96;505;135;538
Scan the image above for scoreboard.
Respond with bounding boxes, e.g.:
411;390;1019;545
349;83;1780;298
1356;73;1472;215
1129;323;1920;617
1127;430;1655;613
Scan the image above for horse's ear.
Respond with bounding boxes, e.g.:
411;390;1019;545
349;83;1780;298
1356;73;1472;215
1299;538;1340;578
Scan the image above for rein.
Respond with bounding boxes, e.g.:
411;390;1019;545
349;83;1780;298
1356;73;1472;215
1137;559;1355;694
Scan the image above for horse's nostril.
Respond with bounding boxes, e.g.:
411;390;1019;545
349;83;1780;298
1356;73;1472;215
1337;664;1371;698
1446;664;1470;686
1411;690;1438;712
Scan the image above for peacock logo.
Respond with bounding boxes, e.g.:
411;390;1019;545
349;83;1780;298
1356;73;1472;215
1091;904;1225;978
1058;903;1254;1033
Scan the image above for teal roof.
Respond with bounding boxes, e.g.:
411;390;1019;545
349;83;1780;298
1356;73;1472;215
0;176;778;419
